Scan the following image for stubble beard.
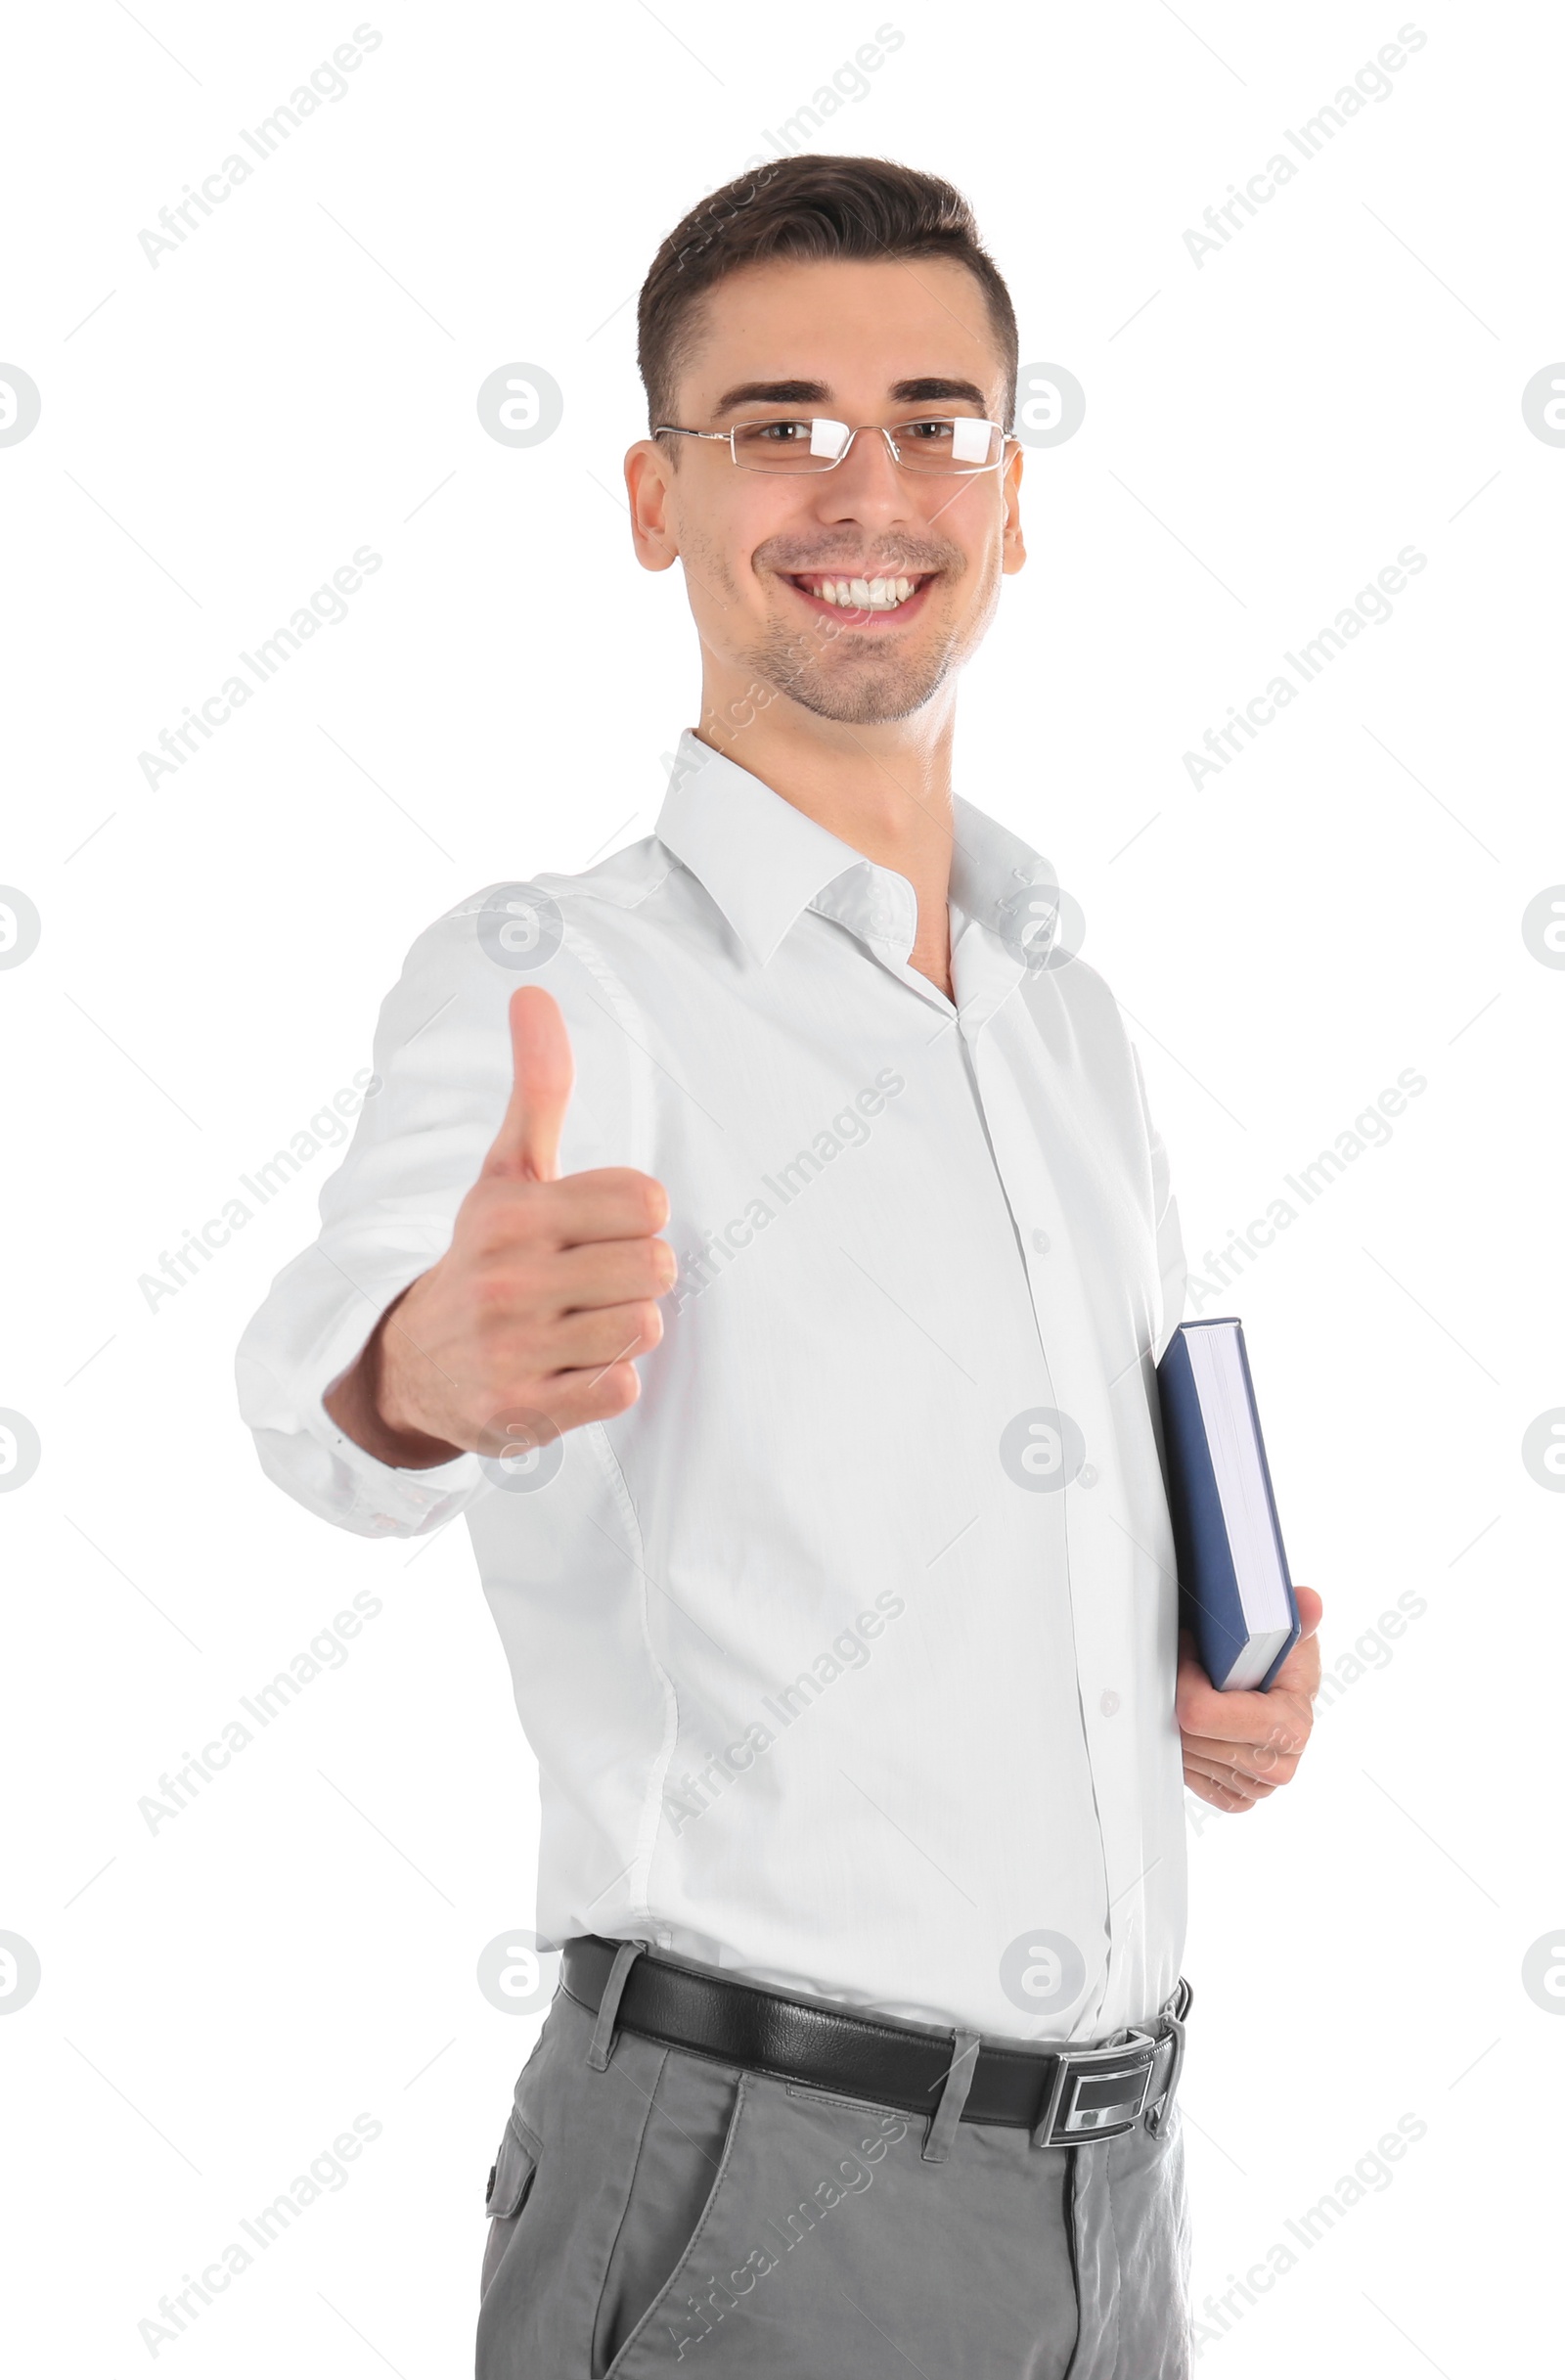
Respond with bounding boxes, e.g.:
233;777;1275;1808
741;611;967;725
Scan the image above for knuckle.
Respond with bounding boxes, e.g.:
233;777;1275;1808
467;1189;533;1258
591;1362;641;1417
473;1253;551;1318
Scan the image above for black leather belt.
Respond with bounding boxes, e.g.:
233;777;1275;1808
561;1935;1190;2145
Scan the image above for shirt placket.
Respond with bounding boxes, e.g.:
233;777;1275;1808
953;923;1129;2038
810;870;1138;2034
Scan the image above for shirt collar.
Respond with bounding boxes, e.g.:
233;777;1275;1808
652;728;1061;972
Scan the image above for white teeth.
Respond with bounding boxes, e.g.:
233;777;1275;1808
801;574;920;608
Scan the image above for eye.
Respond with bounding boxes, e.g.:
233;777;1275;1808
901;418;957;442
751;419;810;443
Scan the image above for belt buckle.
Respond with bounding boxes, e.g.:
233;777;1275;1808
1034;2029;1157;2146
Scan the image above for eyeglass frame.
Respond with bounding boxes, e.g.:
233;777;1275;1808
651;414;1016;477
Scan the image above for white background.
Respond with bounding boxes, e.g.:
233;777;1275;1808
2;2;1560;2371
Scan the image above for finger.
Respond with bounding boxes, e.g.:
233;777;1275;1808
1180;1691;1311;1756
1293;1585;1323;1637
1184;1765;1260;1813
535;1299;664;1370
1175;1648;1312;1752
471;1170;670;1251
529;1359;643;1434
554;1236;678;1308
1183;1748;1275;1801
1181;1731;1297;1786
482;987;575;1185
552;1169;670;1246
1185;1729;1298;1781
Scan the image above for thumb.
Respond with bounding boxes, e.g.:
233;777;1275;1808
482;987;574;1183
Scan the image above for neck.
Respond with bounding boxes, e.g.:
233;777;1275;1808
693;686;958;997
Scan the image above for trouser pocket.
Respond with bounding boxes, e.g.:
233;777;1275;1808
479;2113;541;2303
592;2049;742;2377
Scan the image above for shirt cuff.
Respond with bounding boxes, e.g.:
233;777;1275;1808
312;1385;482;1533
237;1240;485;1538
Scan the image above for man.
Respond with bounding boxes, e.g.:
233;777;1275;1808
237;157;1321;2379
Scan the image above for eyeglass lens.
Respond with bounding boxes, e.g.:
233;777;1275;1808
730;417;1000;472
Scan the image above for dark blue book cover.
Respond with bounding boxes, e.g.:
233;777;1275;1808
1156;1319;1300;1692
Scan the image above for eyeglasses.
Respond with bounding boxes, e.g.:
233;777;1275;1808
653;415;1011;476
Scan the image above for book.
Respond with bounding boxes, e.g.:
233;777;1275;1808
1156;1318;1301;1692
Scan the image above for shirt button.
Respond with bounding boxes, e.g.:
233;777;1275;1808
1100;1689;1120;1717
1031;1230;1051;1254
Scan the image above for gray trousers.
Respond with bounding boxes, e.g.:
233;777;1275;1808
474;1983;1191;2378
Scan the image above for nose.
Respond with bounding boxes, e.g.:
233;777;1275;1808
809;427;913;527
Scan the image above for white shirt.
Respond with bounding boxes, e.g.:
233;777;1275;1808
236;728;1189;2042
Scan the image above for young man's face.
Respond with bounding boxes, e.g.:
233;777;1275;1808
626;255;1025;729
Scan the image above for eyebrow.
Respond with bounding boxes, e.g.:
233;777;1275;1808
709;375;992;419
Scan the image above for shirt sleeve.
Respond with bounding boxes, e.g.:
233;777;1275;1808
1130;1044;1187;1365
234;886;645;1538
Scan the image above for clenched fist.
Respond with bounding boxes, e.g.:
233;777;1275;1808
324;987;673;1468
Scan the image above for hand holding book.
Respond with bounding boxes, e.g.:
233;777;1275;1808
1155;1317;1323;1810
1176;1585;1322;1813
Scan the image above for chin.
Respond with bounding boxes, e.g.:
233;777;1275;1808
792;662;955;726
747;628;961;727
791;686;931;726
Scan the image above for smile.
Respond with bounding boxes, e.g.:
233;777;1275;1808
783;571;935;621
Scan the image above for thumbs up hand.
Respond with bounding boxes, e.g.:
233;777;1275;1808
325;988;674;1467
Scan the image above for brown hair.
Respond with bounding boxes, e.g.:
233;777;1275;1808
637;156;1018;439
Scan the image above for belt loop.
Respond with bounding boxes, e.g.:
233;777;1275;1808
586;1940;645;2072
920;2029;980;2164
1144;2012;1186;2138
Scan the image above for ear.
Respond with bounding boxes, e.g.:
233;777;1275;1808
624;437;681;574
1001;443;1026;576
